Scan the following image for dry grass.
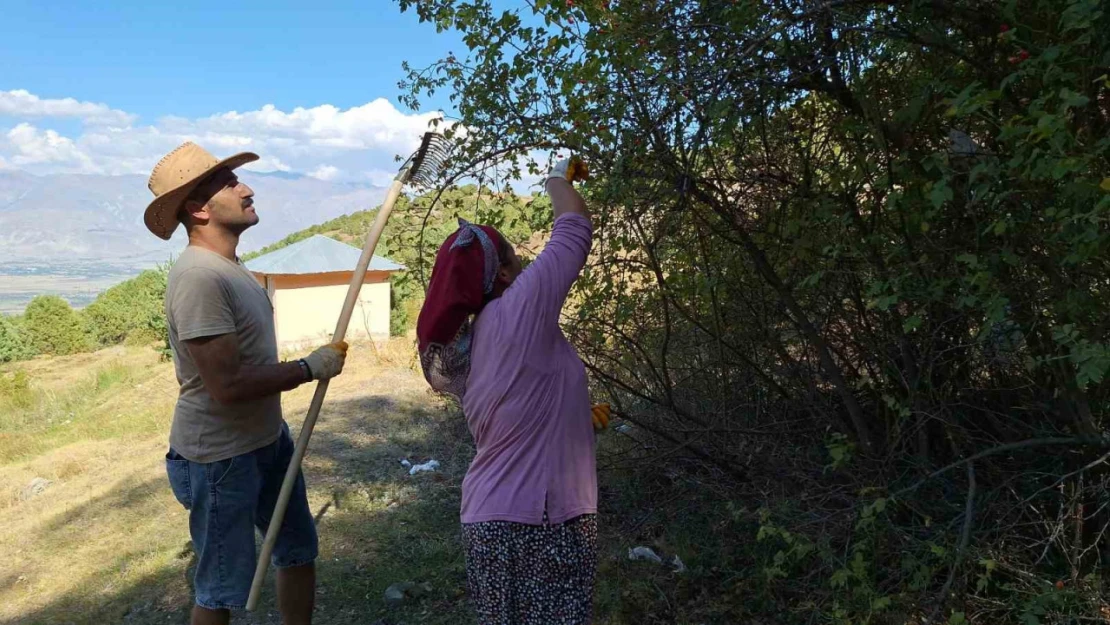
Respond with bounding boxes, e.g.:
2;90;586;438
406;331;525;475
0;346;177;464
0;345;190;621
363;333;420;371
0;338;475;625
0;437;194;619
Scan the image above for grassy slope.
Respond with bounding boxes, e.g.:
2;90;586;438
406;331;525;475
0;343;751;625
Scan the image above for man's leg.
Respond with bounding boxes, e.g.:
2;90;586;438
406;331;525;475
276;562;315;625
166;450;244;625
191;606;230;625
186;450;264;617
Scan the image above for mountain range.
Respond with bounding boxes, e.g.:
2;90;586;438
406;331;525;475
0;169;388;313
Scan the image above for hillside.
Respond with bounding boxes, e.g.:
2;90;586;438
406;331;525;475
0;184;553;368
0;169;389;266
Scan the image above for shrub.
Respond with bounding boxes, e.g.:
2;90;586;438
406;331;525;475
0;314;35;363
82;265;169;348
22;296;92;356
395;0;1110;619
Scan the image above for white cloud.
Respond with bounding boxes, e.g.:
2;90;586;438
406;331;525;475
6;123;100;173
245;156;292;173
308;164;340;181
0;89;136;127
363;168;399;186
0;90;447;183
194;100;442;153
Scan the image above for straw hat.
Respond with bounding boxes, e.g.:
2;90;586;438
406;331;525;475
144;142;258;240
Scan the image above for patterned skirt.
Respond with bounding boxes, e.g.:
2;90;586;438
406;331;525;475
461;514;598;625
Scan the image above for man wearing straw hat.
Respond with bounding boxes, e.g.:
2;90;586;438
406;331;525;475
145;142;348;625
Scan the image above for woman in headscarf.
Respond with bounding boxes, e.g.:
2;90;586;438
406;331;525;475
416;157;603;624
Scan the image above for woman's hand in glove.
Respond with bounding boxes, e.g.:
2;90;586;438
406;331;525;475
591;403;611;431
548;155;589;184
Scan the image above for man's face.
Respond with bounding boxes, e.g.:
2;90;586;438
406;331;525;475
187;168;257;234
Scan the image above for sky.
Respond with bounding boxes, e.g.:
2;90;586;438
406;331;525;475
0;0;468;185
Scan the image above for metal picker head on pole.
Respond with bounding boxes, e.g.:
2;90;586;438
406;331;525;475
399;131;452;186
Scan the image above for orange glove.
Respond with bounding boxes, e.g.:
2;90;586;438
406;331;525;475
591;403;610;431
567;157;589;182
302;341;349;380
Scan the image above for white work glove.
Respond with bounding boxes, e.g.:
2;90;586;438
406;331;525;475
301;341;348;380
547;155;589;183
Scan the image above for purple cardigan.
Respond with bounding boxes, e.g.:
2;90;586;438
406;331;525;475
459;213;596;525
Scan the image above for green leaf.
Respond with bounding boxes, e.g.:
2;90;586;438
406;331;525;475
929;181;953;209
799;271;824;288
1059;88;1090;109
869;295;899;312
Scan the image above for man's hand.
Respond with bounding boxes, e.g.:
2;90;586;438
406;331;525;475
302;341;348;380
591;403;610;431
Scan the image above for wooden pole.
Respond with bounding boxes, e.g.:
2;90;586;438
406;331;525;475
246;178;406;611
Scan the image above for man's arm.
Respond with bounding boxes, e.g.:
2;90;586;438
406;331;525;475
170;266;347;405
185;335;347;405
185;333;306;404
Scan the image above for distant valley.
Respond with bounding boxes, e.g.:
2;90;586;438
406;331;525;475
0;169;387;313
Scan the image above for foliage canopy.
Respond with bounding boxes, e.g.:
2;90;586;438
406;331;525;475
395;0;1110;619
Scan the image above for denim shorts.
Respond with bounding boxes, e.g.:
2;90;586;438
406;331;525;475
165;422;318;610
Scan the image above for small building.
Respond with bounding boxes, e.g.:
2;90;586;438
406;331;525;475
245;235;405;351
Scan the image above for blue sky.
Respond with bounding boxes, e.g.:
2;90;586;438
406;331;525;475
0;0;470;183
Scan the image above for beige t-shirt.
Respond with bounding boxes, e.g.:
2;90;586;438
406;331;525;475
165;246;283;463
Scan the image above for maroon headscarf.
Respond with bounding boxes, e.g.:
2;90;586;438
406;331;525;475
417;219;505;399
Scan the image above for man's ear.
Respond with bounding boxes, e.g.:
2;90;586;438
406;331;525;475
181;199;209;227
